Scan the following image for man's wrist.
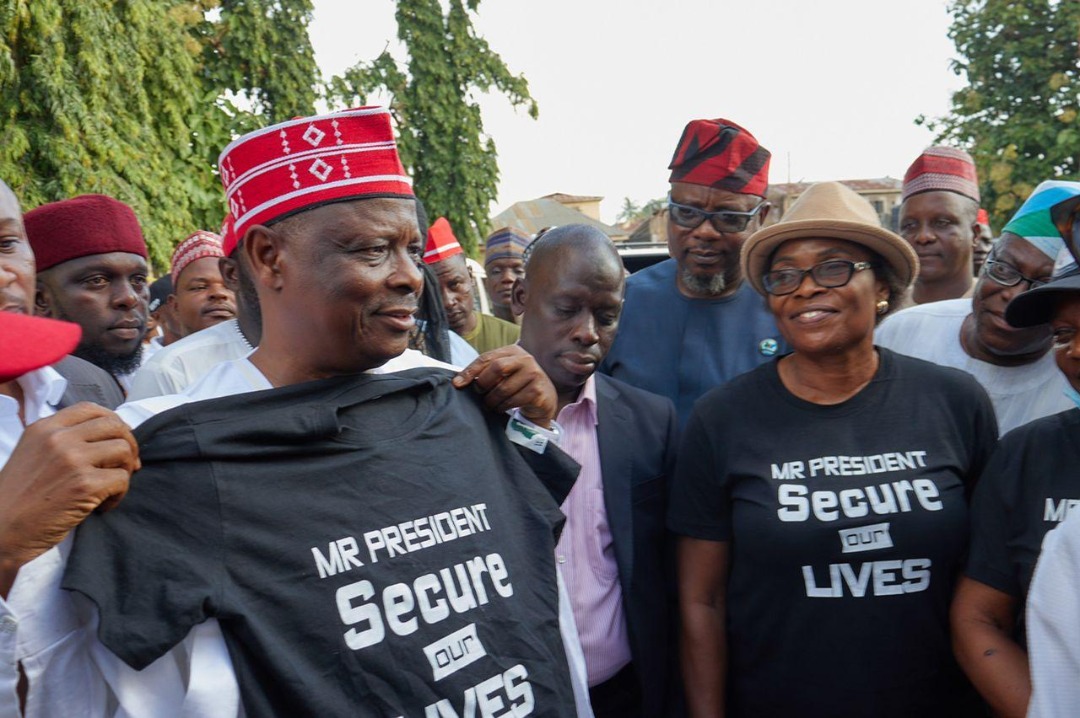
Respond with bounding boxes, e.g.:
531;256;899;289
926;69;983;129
506;409;562;454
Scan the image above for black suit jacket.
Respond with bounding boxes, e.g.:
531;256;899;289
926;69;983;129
594;373;680;716
52;355;125;410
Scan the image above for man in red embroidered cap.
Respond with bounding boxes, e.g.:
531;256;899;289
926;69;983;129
21;108;589;717
600;117;785;426
166;230;236;337
25;194;150;390
426;217;520;353
898;146;983;304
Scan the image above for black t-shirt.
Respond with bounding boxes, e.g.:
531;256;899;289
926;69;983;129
967;408;1080;609
668;348;998;718
64;369;579;717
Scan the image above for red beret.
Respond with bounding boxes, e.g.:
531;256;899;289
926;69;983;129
668;118;771;196
24;194;147;272
218;107;413;240
0;313;81;383
423;218;463;264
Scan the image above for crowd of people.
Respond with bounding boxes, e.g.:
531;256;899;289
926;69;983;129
1;104;1079;718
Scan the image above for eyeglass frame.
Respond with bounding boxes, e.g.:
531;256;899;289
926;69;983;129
761;259;878;296
982;252;1052;290
666;196;769;234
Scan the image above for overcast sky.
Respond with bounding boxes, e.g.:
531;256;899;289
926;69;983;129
308;0;965;223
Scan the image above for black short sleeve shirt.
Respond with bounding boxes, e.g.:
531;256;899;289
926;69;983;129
668;349;998;718
64;370;579;717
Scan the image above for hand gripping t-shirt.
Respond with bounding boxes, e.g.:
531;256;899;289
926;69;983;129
63;369;580;717
668;348;998;718
599;259;786;427
967;408;1080;613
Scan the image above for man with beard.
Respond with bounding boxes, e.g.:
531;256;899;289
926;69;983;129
25;195;150;393
426;216;520;353
600;118;783;426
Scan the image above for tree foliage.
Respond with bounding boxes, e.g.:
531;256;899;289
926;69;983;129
0;0;319;271
921;0;1080;229
617;196;665;224
328;0;537;256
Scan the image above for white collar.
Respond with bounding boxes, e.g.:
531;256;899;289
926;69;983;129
0;366;67;424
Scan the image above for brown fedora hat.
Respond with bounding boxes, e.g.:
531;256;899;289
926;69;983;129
741;181;919;296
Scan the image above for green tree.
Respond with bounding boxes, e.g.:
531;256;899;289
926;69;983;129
921;0;1079;229
617;195;665;225
328;0;538;256
0;0;320;271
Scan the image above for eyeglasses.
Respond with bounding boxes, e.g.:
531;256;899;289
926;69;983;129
667;197;767;234
762;259;876;296
983;255;1051;290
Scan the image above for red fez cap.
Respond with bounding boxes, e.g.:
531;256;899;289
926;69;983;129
902;146;980;203
220;213;238;257
668;118;771;196
171;231;225;285
977;208;990;226
0;312;81;383
218;107;413;240
24;194;147;272
423;218;463;264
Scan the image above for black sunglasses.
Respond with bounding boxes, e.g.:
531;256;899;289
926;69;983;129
667;197;767;234
982;254;1052;290
762;259;876;296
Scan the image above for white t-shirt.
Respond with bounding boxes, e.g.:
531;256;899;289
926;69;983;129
1026;513;1080;717
126;319;253;400
875;298;1072;435
2;353;592;718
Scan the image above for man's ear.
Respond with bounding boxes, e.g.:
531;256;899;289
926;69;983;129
244;225;285;292
219;256;240;292
34;279;55;318
510;277;527;317
757;200;772;225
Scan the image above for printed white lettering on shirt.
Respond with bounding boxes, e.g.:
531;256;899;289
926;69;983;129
838;522;894;554
311;503;492;578
801;558;932;598
424;623;488;681
770;451;929;480
336;553;514;650
777;480;943;522
1044;498;1080;523
423;664;535;717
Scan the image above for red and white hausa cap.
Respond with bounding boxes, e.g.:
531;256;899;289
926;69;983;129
217;107;414;241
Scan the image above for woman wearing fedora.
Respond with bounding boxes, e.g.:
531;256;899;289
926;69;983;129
953;232;1080;718
669;182;997;717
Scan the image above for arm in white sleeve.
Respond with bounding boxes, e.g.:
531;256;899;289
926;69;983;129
1026;519;1080;718
10;537;241;718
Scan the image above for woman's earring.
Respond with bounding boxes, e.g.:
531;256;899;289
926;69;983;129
876;300;889;315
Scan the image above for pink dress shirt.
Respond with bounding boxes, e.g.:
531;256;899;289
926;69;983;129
555;375;632;686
